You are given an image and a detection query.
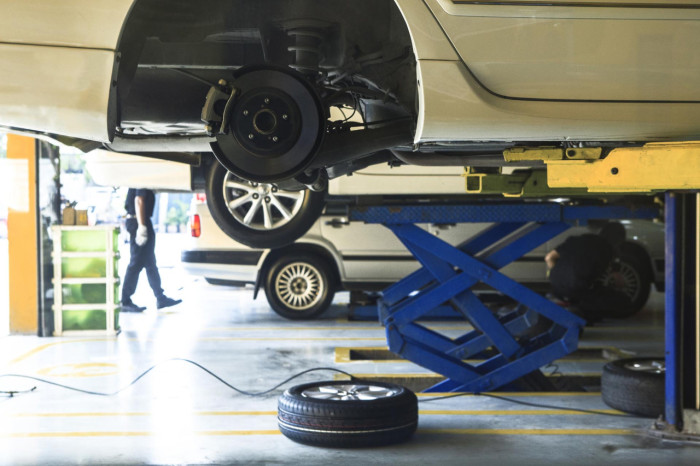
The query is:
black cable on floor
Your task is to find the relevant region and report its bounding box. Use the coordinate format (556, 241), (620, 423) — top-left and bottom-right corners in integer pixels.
(0, 358), (356, 398)
(419, 390), (643, 418)
(1, 387), (36, 397)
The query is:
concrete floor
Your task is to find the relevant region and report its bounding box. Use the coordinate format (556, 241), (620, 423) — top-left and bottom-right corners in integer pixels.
(0, 260), (698, 464)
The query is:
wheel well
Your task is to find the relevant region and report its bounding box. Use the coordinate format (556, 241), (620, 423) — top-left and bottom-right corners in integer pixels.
(262, 243), (341, 290)
(115, 0), (417, 133)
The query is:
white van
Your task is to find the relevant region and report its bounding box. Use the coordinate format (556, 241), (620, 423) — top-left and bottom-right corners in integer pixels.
(182, 197), (664, 321)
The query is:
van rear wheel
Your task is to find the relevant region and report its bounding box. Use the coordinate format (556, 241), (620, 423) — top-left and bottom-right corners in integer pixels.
(264, 253), (335, 320)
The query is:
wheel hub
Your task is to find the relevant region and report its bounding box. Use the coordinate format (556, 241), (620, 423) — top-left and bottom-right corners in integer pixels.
(301, 384), (400, 401)
(222, 172), (305, 231)
(231, 90), (301, 157)
(275, 262), (324, 311)
(207, 65), (325, 183)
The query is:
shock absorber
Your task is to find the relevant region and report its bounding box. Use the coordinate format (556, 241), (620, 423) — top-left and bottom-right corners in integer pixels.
(287, 27), (324, 75)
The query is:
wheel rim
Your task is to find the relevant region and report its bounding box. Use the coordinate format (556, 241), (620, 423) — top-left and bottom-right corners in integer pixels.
(623, 359), (665, 374)
(222, 171), (305, 231)
(301, 384), (399, 401)
(275, 262), (324, 311)
(600, 260), (641, 301)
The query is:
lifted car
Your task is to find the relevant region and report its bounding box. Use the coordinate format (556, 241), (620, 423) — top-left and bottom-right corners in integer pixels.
(3, 0), (699, 247)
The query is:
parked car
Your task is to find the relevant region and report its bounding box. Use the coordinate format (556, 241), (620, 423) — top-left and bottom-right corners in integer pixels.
(182, 196), (665, 320)
(2, 0), (699, 249)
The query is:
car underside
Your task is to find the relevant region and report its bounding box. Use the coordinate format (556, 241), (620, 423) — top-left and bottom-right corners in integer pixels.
(105, 0), (684, 191)
(108, 0), (420, 189)
(3, 0), (700, 248)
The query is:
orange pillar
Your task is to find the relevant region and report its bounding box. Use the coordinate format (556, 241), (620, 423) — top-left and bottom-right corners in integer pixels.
(6, 134), (38, 334)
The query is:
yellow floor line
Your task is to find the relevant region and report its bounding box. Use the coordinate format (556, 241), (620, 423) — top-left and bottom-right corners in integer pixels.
(11, 409), (622, 418)
(204, 326), (384, 332)
(12, 411), (278, 418)
(0, 430), (281, 438)
(421, 428), (636, 436)
(9, 339), (118, 365)
(204, 325), (472, 332)
(420, 409), (621, 416)
(415, 392), (601, 397)
(201, 337), (387, 341)
(0, 428), (637, 438)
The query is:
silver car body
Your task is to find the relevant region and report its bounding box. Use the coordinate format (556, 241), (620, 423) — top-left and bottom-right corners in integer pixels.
(1, 0), (699, 145)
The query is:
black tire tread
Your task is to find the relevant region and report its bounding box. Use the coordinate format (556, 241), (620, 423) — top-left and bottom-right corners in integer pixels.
(205, 161), (325, 249)
(277, 381), (418, 447)
(601, 358), (664, 418)
(609, 252), (652, 319)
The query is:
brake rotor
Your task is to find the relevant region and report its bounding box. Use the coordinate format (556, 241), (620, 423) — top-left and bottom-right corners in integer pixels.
(211, 65), (325, 183)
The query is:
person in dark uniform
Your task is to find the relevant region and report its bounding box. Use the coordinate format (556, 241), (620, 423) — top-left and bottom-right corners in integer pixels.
(545, 222), (632, 322)
(121, 188), (181, 312)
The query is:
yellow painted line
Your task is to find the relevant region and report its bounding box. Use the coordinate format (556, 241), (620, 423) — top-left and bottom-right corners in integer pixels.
(2, 432), (153, 438)
(335, 347), (610, 364)
(420, 409), (621, 416)
(204, 325), (471, 332)
(0, 431), (280, 438)
(13, 412), (150, 418)
(586, 326), (660, 331)
(12, 411), (277, 418)
(9, 339), (117, 365)
(198, 430), (279, 436)
(415, 392), (601, 397)
(202, 337), (386, 341)
(0, 428), (636, 439)
(12, 409), (621, 418)
(204, 326), (384, 332)
(420, 428), (636, 436)
(335, 373), (442, 380)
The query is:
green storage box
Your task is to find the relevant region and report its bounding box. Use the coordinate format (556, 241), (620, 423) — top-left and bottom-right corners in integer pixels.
(61, 309), (120, 332)
(61, 228), (119, 253)
(52, 226), (120, 336)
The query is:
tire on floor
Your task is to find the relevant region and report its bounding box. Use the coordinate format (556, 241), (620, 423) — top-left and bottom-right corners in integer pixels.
(278, 380), (418, 447)
(601, 357), (665, 418)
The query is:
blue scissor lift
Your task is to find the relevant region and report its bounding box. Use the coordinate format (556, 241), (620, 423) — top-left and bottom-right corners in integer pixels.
(349, 202), (659, 393)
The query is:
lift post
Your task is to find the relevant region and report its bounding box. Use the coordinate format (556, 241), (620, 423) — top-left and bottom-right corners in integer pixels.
(350, 202), (659, 393)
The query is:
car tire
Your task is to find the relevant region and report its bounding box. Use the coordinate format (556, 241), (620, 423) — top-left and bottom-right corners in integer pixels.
(278, 380), (418, 448)
(598, 252), (651, 319)
(205, 161), (325, 249)
(601, 357), (665, 418)
(264, 253), (335, 320)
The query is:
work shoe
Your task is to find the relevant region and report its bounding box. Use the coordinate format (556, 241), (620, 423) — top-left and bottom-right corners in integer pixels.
(156, 296), (182, 310)
(121, 302), (146, 313)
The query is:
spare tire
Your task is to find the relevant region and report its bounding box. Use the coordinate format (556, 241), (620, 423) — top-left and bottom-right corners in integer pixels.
(601, 357), (665, 418)
(278, 380), (418, 447)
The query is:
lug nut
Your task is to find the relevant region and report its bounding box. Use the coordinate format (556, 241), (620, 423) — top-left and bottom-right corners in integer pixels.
(264, 98), (270, 104)
(243, 110), (249, 116)
(271, 187), (278, 193)
(272, 136), (279, 142)
(265, 197), (271, 203)
(252, 194), (259, 200)
(282, 114), (288, 120)
(218, 79), (227, 86)
(248, 134), (254, 139)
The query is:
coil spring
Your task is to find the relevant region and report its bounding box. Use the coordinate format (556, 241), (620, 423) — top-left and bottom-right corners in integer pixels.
(287, 28), (324, 74)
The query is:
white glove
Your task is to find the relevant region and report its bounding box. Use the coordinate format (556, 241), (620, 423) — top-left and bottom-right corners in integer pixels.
(135, 225), (148, 246)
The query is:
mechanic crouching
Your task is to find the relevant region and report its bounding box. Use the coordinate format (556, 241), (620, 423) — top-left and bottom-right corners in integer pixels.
(545, 222), (632, 323)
